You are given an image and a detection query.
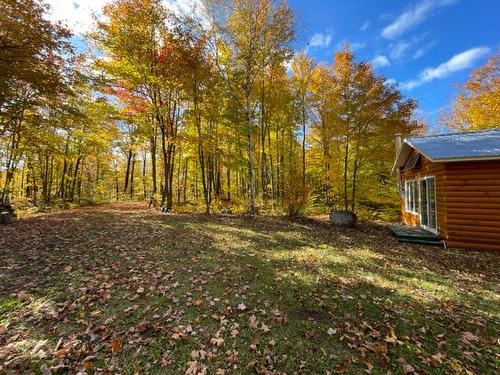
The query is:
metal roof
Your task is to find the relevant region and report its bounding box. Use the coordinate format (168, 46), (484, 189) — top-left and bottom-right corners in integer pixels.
(391, 129), (500, 176)
(406, 129), (500, 161)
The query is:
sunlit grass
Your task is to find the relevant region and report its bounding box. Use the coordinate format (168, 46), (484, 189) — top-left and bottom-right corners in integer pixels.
(0, 203), (498, 374)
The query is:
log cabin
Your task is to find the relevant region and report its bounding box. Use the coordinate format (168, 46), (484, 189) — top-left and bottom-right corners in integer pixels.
(391, 129), (500, 251)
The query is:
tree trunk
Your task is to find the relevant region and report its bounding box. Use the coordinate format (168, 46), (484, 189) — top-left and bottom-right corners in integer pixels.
(150, 132), (157, 195)
(183, 160), (188, 203)
(130, 153), (135, 199)
(302, 105), (306, 189)
(142, 148), (147, 198)
(70, 156), (81, 202)
(176, 153), (182, 204)
(124, 149), (132, 194)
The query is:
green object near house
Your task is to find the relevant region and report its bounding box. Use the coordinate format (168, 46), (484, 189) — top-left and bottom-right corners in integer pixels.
(388, 225), (443, 246)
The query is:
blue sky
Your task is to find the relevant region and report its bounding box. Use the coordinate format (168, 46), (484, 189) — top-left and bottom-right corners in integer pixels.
(49, 0), (499, 131)
(289, 0), (499, 130)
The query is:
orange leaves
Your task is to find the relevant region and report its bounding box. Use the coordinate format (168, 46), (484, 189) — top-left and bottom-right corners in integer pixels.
(52, 347), (69, 358)
(111, 338), (123, 354)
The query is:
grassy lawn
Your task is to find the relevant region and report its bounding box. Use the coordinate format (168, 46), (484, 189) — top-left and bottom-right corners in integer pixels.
(0, 203), (498, 374)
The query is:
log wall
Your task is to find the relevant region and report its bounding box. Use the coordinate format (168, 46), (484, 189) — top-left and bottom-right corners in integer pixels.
(400, 155), (500, 250)
(443, 160), (500, 251)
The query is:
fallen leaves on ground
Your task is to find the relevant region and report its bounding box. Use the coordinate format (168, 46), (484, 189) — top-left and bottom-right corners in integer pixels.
(0, 203), (497, 374)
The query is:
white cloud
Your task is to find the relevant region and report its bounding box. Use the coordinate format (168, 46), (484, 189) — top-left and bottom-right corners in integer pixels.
(360, 21), (370, 31)
(45, 0), (106, 34)
(385, 78), (397, 86)
(401, 47), (491, 90)
(308, 31), (334, 49)
(350, 42), (367, 51)
(381, 0), (457, 39)
(371, 55), (390, 68)
(334, 40), (366, 52)
(387, 34), (429, 61)
(45, 0), (204, 35)
(413, 40), (437, 59)
(388, 41), (411, 60)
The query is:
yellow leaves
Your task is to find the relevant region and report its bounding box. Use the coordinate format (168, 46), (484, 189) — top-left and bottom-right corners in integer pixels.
(371, 341), (388, 355)
(449, 359), (463, 374)
(447, 54), (500, 131)
(290, 52), (316, 94)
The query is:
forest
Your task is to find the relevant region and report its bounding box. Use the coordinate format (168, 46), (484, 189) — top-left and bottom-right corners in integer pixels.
(0, 0), (496, 217)
(2, 1), (499, 374)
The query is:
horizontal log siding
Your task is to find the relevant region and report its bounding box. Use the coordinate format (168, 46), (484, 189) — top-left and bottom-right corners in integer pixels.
(444, 160), (500, 251)
(400, 154), (447, 237)
(400, 155), (500, 250)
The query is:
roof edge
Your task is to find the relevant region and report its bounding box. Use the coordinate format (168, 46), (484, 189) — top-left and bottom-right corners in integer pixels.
(407, 128), (500, 141)
(431, 155), (500, 163)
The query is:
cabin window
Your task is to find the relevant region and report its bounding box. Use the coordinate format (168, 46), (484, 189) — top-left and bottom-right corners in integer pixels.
(405, 180), (418, 213)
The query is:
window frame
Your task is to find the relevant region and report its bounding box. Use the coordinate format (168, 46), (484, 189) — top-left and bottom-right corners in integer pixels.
(404, 180), (419, 214)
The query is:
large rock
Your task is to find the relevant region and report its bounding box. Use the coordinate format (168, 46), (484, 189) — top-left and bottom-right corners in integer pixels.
(0, 211), (14, 225)
(329, 210), (357, 228)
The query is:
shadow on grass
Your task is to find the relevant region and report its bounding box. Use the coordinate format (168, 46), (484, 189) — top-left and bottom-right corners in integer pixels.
(0, 203), (498, 374)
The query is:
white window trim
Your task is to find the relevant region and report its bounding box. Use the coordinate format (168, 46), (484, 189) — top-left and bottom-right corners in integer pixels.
(404, 176), (438, 234)
(419, 176), (438, 234)
(404, 180), (419, 214)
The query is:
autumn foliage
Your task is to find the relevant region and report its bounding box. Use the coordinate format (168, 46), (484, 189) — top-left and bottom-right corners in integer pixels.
(442, 54), (500, 131)
(1, 0), (425, 218)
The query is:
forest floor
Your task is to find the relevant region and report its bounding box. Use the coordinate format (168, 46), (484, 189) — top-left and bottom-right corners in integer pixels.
(0, 203), (498, 374)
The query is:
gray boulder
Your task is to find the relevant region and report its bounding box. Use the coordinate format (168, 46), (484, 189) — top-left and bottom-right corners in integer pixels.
(329, 210), (357, 228)
(0, 211), (14, 225)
